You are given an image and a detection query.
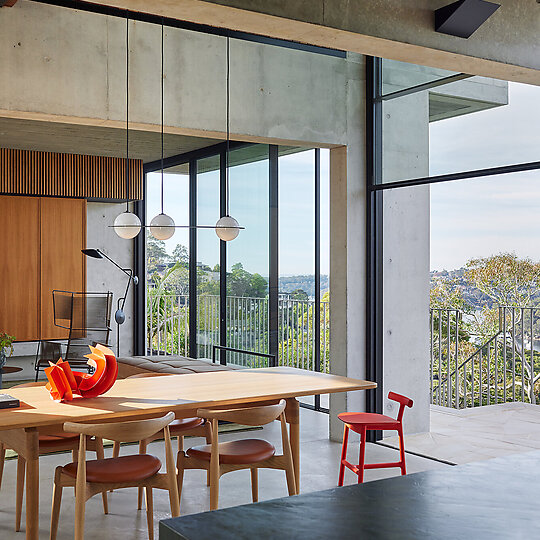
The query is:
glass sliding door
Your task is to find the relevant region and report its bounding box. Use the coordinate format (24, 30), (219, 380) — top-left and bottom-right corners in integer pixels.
(146, 165), (190, 356)
(196, 155), (221, 359)
(226, 145), (270, 366)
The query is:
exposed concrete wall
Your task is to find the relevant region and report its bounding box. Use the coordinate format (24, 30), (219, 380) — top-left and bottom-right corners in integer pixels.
(0, 1), (348, 147)
(82, 0), (540, 84)
(86, 202), (136, 357)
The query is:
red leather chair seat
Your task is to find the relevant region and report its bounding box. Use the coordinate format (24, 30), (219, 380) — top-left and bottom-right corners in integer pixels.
(170, 417), (205, 433)
(187, 439), (275, 465)
(338, 412), (400, 432)
(39, 432), (80, 450)
(63, 455), (162, 483)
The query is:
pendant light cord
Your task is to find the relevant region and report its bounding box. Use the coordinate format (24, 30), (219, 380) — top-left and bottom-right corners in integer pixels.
(125, 11), (130, 212)
(160, 18), (164, 215)
(225, 33), (230, 217)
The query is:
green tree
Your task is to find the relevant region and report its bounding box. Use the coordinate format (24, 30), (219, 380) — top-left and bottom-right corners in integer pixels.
(291, 289), (309, 301)
(172, 243), (189, 266)
(147, 235), (169, 273)
(431, 252), (540, 405)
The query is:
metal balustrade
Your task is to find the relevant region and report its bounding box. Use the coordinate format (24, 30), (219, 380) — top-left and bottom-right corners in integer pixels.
(431, 306), (540, 408)
(147, 294), (330, 373)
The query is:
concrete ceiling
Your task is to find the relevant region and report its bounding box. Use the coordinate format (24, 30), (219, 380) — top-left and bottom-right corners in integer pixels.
(0, 117), (222, 163)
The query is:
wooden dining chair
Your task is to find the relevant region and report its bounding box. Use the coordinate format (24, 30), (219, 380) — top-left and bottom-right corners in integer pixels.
(177, 399), (297, 511)
(50, 411), (179, 540)
(0, 382), (107, 531)
(113, 372), (212, 509)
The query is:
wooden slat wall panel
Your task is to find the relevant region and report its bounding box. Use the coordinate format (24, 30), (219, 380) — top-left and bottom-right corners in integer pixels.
(0, 148), (143, 200)
(0, 196), (40, 341)
(40, 198), (86, 340)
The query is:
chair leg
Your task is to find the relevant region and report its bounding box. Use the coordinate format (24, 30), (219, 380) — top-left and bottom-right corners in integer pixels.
(204, 422), (212, 486)
(95, 438), (108, 514)
(109, 441), (120, 493)
(15, 456), (25, 532)
(250, 468), (258, 503)
(177, 436), (183, 453)
(145, 486), (154, 540)
(0, 443), (5, 489)
(138, 440), (148, 510)
(74, 475), (86, 540)
(398, 426), (407, 475)
(50, 467), (63, 540)
(338, 425), (349, 487)
(357, 426), (366, 484)
(72, 449), (78, 462)
(176, 452), (185, 505)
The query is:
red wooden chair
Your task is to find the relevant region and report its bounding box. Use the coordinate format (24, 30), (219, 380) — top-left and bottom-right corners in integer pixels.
(337, 392), (413, 485)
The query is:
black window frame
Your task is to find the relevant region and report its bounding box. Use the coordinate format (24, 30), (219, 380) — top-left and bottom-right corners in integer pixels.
(139, 143), (327, 412)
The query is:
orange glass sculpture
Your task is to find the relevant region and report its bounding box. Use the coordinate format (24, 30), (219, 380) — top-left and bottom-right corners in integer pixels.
(44, 344), (118, 401)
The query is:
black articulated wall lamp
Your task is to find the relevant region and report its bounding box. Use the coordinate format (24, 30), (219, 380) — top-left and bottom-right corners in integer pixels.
(82, 248), (139, 356)
(435, 0), (500, 38)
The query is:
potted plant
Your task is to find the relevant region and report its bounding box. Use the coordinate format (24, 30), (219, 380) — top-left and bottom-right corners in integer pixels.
(0, 332), (15, 371)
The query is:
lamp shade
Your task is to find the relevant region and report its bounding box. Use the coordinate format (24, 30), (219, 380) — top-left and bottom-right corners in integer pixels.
(113, 211), (141, 239)
(150, 213), (176, 240)
(215, 215), (240, 241)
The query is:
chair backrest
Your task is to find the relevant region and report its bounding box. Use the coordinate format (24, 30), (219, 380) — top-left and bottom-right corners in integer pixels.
(53, 291), (113, 334)
(388, 392), (413, 422)
(64, 411), (175, 443)
(197, 400), (286, 427)
(127, 373), (172, 379)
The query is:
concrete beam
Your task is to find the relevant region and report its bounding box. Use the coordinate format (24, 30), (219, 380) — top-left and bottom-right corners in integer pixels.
(82, 0), (540, 84)
(1, 2), (349, 148)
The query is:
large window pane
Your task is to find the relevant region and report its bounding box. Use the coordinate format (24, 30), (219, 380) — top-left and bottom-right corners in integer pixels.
(380, 59), (540, 184)
(197, 155), (221, 359)
(146, 166), (190, 356)
(226, 145), (269, 366)
(278, 149), (316, 375)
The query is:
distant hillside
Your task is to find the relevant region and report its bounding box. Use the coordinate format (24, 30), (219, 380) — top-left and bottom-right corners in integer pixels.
(279, 275), (329, 298)
(431, 268), (492, 309)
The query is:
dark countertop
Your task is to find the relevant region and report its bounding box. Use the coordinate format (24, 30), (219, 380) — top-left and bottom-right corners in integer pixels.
(160, 450), (540, 539)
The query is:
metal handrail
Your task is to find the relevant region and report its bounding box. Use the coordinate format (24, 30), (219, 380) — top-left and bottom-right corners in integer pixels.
(212, 344), (277, 367)
(433, 330), (502, 396)
(431, 305), (540, 408)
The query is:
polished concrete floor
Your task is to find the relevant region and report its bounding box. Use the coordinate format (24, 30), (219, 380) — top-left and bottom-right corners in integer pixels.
(0, 408), (446, 539)
(384, 403), (540, 465)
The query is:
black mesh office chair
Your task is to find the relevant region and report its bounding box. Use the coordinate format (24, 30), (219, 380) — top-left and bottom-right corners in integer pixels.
(35, 290), (113, 380)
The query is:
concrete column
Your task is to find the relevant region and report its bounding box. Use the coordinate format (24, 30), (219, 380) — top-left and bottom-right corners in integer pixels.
(382, 92), (430, 434)
(329, 53), (366, 441)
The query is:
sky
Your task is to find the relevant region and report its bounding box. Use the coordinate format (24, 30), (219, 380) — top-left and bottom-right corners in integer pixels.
(147, 149), (330, 276)
(429, 81), (540, 271)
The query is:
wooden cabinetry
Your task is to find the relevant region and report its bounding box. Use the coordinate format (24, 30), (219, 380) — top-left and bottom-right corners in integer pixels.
(0, 196), (86, 341)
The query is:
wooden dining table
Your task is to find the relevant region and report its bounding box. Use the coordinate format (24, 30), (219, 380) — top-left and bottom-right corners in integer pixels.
(0, 366), (376, 539)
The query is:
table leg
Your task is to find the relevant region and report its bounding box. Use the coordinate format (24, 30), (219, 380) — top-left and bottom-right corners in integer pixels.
(25, 428), (40, 540)
(285, 398), (300, 491)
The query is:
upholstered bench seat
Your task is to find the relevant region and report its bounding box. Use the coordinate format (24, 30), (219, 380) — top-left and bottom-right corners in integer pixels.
(117, 355), (240, 378)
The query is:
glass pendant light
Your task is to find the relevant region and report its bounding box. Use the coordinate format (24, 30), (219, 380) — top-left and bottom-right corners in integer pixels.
(114, 12), (141, 240)
(215, 34), (241, 242)
(150, 20), (175, 241)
